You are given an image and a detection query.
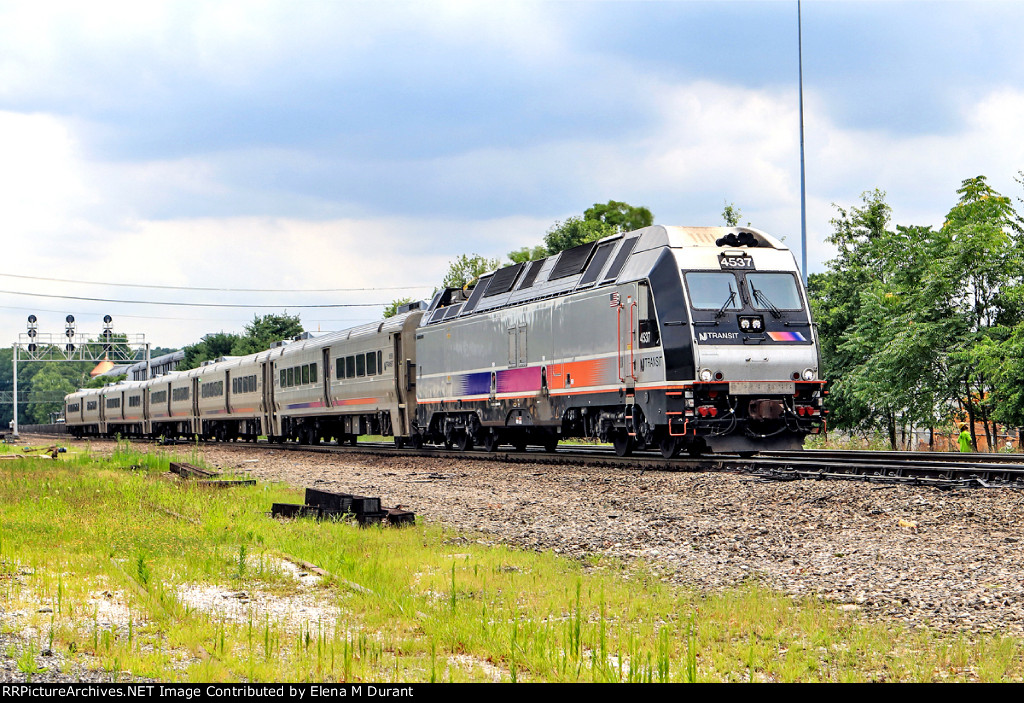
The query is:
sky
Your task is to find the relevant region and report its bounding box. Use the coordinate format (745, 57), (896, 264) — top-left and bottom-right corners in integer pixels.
(1, 0), (1023, 351)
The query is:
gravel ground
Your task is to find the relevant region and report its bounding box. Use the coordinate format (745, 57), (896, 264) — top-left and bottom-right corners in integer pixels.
(195, 443), (1024, 636)
(5, 437), (1024, 681)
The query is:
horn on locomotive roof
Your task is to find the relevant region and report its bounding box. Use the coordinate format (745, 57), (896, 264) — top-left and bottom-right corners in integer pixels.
(715, 231), (759, 247)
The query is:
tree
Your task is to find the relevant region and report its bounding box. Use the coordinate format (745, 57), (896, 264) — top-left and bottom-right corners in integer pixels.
(27, 364), (79, 424)
(543, 217), (616, 255)
(179, 332), (241, 371)
(810, 178), (1024, 450)
(83, 373), (126, 389)
(383, 298), (414, 318)
(442, 254), (500, 289)
(722, 202), (742, 226)
(932, 176), (1024, 446)
(507, 244), (548, 264)
(583, 200), (653, 232)
(231, 313), (304, 356)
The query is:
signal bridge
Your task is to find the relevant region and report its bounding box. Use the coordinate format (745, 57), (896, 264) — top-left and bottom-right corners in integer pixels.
(10, 315), (151, 440)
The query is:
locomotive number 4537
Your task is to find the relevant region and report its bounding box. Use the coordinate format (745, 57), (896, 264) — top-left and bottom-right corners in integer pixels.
(718, 253), (755, 270)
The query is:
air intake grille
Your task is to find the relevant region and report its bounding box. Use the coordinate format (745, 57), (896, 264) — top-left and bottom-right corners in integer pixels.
(549, 242), (596, 280)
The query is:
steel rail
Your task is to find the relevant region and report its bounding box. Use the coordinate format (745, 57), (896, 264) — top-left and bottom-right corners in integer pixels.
(22, 430), (1024, 488)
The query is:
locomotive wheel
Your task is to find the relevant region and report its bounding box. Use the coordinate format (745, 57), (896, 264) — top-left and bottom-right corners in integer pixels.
(411, 433), (424, 449)
(686, 441), (707, 457)
(394, 436), (406, 449)
(543, 433), (558, 453)
(454, 429), (474, 452)
(612, 431), (634, 457)
(658, 437), (680, 459)
(482, 430), (501, 453)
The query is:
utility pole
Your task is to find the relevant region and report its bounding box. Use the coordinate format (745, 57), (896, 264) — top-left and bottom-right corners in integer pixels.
(798, 0), (808, 286)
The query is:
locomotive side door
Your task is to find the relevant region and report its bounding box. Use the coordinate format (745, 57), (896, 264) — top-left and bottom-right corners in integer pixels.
(617, 284), (639, 396)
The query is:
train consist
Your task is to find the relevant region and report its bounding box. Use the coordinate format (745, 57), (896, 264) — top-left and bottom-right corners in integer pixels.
(65, 225), (825, 456)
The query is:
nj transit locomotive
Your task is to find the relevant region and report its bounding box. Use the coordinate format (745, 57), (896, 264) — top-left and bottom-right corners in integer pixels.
(64, 225), (825, 456)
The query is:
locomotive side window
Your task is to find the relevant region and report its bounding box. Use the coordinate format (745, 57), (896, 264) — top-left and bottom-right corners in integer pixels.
(366, 351), (377, 375)
(287, 368), (294, 386)
(310, 364), (317, 383)
(336, 358), (345, 379)
(301, 365), (310, 385)
(746, 273), (803, 310)
(356, 354), (365, 377)
(346, 356), (355, 378)
(638, 282), (660, 348)
(684, 272), (742, 310)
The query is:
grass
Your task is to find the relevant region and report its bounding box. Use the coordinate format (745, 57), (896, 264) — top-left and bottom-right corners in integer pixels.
(1, 438), (1023, 682)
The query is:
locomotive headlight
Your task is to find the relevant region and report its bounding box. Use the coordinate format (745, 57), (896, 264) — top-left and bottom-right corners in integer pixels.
(802, 368), (816, 381)
(699, 368), (713, 382)
(739, 318), (750, 330)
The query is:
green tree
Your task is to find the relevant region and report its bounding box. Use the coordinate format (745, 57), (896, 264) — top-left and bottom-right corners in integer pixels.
(811, 178), (1024, 450)
(583, 200), (653, 232)
(383, 298), (414, 318)
(506, 244), (548, 264)
(543, 217), (616, 255)
(179, 332), (241, 371)
(231, 313), (304, 356)
(722, 202), (742, 226)
(27, 364), (79, 424)
(933, 176), (1024, 447)
(83, 373), (126, 389)
(442, 254), (500, 289)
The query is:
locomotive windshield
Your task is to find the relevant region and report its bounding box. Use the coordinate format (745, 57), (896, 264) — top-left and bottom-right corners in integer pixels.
(746, 273), (802, 311)
(685, 272), (743, 310)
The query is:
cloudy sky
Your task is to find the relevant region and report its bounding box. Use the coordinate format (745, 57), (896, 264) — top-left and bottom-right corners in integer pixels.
(1, 0), (1023, 351)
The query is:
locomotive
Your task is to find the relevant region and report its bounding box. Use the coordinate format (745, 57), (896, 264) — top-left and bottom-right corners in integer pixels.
(65, 225), (825, 456)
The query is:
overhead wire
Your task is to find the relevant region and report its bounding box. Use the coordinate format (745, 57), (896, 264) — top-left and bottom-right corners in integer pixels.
(0, 289), (387, 308)
(0, 271), (433, 293)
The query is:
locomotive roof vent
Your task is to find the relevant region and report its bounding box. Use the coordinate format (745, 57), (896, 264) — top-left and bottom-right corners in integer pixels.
(716, 231), (760, 248)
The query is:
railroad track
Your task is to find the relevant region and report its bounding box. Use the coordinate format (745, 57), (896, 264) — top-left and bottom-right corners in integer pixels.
(21, 431), (1024, 488)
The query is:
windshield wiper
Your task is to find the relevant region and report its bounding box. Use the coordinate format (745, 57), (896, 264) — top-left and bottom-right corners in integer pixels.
(750, 284), (784, 319)
(715, 283), (737, 320)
